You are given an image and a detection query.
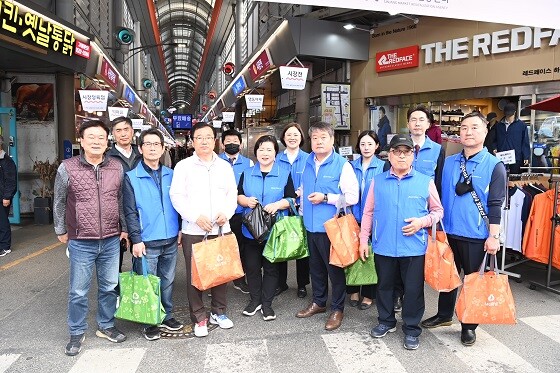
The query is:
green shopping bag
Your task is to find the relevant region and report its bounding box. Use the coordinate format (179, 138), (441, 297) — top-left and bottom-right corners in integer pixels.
(263, 199), (309, 263)
(115, 256), (166, 325)
(345, 248), (377, 286)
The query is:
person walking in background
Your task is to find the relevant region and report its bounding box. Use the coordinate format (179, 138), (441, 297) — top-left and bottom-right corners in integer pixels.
(426, 112), (442, 145)
(421, 112), (506, 347)
(54, 120), (128, 356)
(377, 106), (391, 149)
(275, 122), (310, 298)
(495, 102), (530, 174)
(123, 128), (184, 341)
(347, 130), (388, 311)
(359, 134), (443, 350)
(238, 135), (297, 321)
(0, 135), (16, 257)
(296, 122), (359, 332)
(484, 112), (498, 155)
(170, 122), (238, 338)
(218, 129), (253, 295)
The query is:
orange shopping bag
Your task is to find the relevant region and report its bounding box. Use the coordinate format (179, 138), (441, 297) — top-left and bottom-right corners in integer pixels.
(455, 253), (517, 324)
(191, 228), (244, 291)
(324, 202), (360, 268)
(424, 222), (462, 292)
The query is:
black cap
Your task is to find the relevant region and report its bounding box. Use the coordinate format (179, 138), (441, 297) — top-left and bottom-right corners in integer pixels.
(503, 102), (517, 116)
(389, 135), (414, 149)
(486, 112), (497, 121)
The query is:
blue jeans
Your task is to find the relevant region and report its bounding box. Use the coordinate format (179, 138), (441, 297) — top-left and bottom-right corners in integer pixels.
(68, 235), (120, 336)
(133, 241), (178, 321)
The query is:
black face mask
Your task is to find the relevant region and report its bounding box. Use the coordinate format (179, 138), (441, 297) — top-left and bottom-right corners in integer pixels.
(224, 143), (240, 155)
(455, 177), (474, 196)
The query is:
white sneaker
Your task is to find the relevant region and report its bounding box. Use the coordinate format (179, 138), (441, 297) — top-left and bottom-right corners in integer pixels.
(194, 319), (208, 337)
(210, 313), (234, 329)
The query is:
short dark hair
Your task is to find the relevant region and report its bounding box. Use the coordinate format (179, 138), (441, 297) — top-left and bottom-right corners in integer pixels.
(379, 106), (386, 115)
(461, 112), (488, 125)
(355, 130), (381, 155)
(110, 116), (133, 131)
(406, 105), (430, 121)
(192, 122), (216, 138)
(309, 121), (334, 137)
(280, 122), (305, 147)
(221, 129), (242, 144)
(253, 135), (279, 157)
(139, 128), (164, 147)
(78, 119), (109, 138)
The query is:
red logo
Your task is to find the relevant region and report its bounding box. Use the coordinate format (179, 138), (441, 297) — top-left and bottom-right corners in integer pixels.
(99, 58), (119, 89)
(249, 49), (272, 82)
(376, 45), (419, 73)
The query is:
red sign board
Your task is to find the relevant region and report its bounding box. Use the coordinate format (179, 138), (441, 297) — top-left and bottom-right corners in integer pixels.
(99, 58), (119, 89)
(249, 49), (273, 82)
(375, 45), (419, 73)
(140, 105), (148, 117)
(74, 40), (91, 59)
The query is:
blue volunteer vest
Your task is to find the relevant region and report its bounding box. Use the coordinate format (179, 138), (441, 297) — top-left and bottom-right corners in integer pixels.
(351, 156), (386, 224)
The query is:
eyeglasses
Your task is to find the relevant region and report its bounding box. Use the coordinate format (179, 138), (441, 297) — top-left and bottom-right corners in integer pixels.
(194, 136), (215, 142)
(142, 142), (162, 148)
(390, 149), (413, 156)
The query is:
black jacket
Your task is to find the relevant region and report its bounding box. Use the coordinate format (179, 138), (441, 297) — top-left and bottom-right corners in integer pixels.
(0, 152), (17, 201)
(106, 144), (142, 173)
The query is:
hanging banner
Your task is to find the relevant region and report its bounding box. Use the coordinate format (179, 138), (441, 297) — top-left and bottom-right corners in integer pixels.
(79, 90), (109, 112)
(222, 112), (235, 122)
(141, 124), (152, 131)
(257, 1), (559, 29)
(245, 94), (264, 110)
(249, 49), (273, 82)
(108, 107), (129, 121)
(213, 120), (223, 128)
(279, 66), (309, 90)
(321, 83), (350, 130)
(131, 119), (144, 130)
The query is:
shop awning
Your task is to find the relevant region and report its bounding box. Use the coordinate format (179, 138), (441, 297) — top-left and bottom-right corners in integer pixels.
(526, 95), (560, 113)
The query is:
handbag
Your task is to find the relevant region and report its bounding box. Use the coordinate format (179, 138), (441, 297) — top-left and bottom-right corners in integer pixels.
(424, 221), (462, 292)
(344, 245), (377, 286)
(115, 256), (166, 325)
(191, 227), (245, 291)
(242, 203), (276, 244)
(324, 198), (360, 268)
(263, 199), (308, 263)
(455, 253), (517, 324)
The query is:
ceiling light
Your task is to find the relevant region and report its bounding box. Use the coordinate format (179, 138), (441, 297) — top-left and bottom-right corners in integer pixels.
(344, 24), (355, 30)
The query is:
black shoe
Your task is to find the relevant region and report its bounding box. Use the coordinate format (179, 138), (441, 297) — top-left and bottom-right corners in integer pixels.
(242, 300), (262, 316)
(461, 329), (476, 346)
(0, 249), (11, 257)
(65, 334), (85, 356)
(297, 287), (307, 298)
(393, 297), (402, 312)
(421, 315), (453, 329)
(358, 301), (373, 310)
(233, 281), (250, 294)
(349, 298), (360, 307)
(275, 283), (289, 296)
(261, 306), (276, 321)
(143, 326), (161, 341)
(159, 317), (184, 331)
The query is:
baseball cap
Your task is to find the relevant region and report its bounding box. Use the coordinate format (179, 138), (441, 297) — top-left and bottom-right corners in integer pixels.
(503, 102), (517, 116)
(389, 135), (414, 149)
(486, 112), (497, 121)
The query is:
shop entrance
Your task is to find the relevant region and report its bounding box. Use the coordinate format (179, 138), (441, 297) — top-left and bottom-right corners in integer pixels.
(0, 107), (20, 224)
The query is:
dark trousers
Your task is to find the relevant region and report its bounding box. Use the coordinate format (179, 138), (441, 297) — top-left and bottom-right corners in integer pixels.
(244, 238), (278, 307)
(308, 231), (346, 312)
(0, 205), (11, 250)
(375, 254), (425, 337)
(182, 234), (228, 323)
(277, 257), (310, 288)
(230, 213), (247, 284)
(436, 237), (486, 331)
(346, 284), (376, 299)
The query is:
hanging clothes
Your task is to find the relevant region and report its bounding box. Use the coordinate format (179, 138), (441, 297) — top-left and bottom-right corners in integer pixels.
(501, 186), (530, 252)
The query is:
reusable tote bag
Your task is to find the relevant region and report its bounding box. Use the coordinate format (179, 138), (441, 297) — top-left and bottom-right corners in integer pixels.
(345, 246), (377, 286)
(424, 222), (462, 292)
(324, 200), (360, 268)
(263, 199), (308, 263)
(455, 253), (517, 324)
(242, 203), (276, 244)
(115, 256), (166, 325)
(191, 227), (244, 291)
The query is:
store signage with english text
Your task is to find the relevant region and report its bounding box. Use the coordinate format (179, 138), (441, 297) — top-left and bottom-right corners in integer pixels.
(376, 45), (419, 72)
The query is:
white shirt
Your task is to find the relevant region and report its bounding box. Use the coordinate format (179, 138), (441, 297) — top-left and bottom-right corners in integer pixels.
(170, 152), (238, 235)
(115, 144), (133, 158)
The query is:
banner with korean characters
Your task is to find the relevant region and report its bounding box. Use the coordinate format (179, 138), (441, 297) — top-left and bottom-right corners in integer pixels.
(131, 119), (144, 130)
(279, 66), (309, 90)
(222, 112), (235, 122)
(108, 107), (129, 121)
(245, 95), (264, 110)
(79, 90), (109, 112)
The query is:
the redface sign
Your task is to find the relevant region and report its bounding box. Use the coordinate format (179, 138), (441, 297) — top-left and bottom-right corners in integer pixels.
(375, 45), (420, 73)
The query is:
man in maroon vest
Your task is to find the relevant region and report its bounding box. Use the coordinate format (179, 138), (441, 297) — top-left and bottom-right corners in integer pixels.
(54, 120), (128, 356)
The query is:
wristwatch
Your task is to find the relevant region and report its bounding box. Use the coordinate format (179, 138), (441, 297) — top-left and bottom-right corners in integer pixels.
(323, 193), (328, 203)
(491, 233), (501, 240)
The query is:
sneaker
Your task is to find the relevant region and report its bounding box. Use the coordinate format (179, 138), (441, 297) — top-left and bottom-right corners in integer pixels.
(142, 326), (160, 341)
(65, 334), (85, 356)
(194, 319), (208, 337)
(95, 326), (126, 343)
(233, 281), (250, 294)
(0, 249), (11, 257)
(261, 306), (276, 321)
(370, 324), (397, 338)
(404, 335), (420, 350)
(274, 283), (289, 296)
(159, 317), (184, 331)
(393, 296), (403, 312)
(210, 313), (234, 329)
(242, 301), (262, 316)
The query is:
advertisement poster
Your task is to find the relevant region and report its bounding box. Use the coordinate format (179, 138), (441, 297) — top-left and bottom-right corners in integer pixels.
(321, 83), (350, 130)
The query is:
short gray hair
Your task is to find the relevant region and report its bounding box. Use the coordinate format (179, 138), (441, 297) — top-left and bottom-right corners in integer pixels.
(308, 122), (334, 137)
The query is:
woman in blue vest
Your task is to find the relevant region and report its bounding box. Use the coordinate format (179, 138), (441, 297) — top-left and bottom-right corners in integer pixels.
(275, 122), (310, 299)
(348, 131), (389, 310)
(237, 135), (297, 321)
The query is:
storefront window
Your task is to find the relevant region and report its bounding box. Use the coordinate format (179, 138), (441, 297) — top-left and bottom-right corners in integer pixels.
(529, 94), (560, 171)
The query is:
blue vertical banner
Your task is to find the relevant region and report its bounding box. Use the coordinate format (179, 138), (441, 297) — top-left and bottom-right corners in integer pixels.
(63, 140), (73, 159)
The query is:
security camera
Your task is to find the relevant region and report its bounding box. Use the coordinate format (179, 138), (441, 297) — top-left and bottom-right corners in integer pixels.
(208, 91), (217, 100)
(153, 98), (161, 107)
(223, 62), (235, 76)
(115, 27), (135, 45)
(365, 98), (375, 106)
(160, 110), (167, 116)
(260, 15), (269, 24)
(142, 79), (153, 89)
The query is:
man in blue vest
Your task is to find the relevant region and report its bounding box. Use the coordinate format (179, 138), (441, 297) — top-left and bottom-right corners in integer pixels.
(296, 122), (359, 331)
(123, 128), (184, 341)
(359, 135), (443, 350)
(421, 112), (506, 347)
(219, 129), (253, 294)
